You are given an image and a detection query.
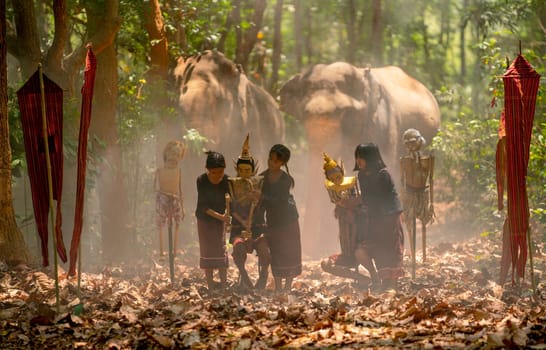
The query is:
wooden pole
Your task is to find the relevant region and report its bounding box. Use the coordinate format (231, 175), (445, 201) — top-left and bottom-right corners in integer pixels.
(168, 216), (174, 286)
(38, 64), (60, 314)
(412, 217), (416, 280)
(527, 226), (537, 298)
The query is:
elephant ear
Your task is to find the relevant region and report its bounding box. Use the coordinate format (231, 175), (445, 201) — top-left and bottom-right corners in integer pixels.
(279, 74), (304, 118)
(362, 66), (385, 120)
(173, 54), (202, 95)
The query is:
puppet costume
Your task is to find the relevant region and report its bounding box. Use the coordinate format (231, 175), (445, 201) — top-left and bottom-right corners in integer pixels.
(228, 134), (270, 289)
(155, 140), (185, 256)
(400, 129), (435, 226)
(260, 170), (302, 278)
(322, 153), (362, 267)
(156, 192), (182, 227)
(400, 128), (435, 265)
(195, 173), (230, 269)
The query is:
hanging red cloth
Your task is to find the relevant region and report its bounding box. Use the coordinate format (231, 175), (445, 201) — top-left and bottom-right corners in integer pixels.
(501, 54), (540, 284)
(68, 46), (97, 276)
(495, 111), (506, 212)
(495, 111), (511, 285)
(17, 71), (67, 267)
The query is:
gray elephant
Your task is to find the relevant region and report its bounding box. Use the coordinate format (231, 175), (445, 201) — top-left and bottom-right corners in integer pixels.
(174, 50), (285, 158)
(279, 62), (440, 257)
(173, 50), (285, 224)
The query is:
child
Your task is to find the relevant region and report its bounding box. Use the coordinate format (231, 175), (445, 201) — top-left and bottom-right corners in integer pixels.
(353, 143), (404, 290)
(155, 140), (185, 256)
(228, 134), (270, 290)
(320, 153), (370, 286)
(195, 151), (231, 290)
(259, 144), (302, 291)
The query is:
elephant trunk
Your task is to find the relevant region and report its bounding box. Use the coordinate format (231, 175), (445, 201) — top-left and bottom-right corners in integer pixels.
(300, 115), (343, 258)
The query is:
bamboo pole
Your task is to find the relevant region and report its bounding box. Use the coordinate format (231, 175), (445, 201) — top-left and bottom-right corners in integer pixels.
(527, 226), (537, 298)
(38, 64), (60, 314)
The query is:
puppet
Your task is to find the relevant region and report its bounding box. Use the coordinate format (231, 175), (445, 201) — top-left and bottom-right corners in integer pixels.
(400, 128), (435, 274)
(155, 140), (186, 256)
(320, 153), (370, 286)
(228, 134), (270, 289)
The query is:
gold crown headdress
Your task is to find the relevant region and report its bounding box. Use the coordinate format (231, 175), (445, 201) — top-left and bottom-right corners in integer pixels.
(234, 133), (258, 174)
(323, 153), (343, 177)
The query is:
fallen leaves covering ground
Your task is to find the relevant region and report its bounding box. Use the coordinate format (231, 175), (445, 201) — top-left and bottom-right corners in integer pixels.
(1, 235), (545, 349)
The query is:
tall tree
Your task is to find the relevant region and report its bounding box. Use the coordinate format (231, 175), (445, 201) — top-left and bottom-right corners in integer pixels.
(234, 0), (267, 72)
(268, 0), (283, 92)
(370, 0), (383, 66)
(304, 1), (313, 64)
(459, 0), (468, 83)
(293, 0), (303, 72)
(6, 0), (41, 79)
(143, 0), (169, 79)
(82, 0), (128, 263)
(7, 0), (112, 94)
(0, 0), (31, 265)
(344, 0), (357, 64)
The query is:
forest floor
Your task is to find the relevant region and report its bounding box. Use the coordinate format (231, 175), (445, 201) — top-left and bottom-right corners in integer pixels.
(1, 225), (545, 349)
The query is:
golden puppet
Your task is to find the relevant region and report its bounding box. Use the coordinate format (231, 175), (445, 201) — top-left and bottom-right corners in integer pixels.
(320, 153), (370, 286)
(228, 134), (270, 289)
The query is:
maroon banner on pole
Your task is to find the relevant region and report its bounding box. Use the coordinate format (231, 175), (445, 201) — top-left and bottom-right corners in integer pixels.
(68, 45), (97, 276)
(17, 71), (67, 266)
(502, 54), (540, 283)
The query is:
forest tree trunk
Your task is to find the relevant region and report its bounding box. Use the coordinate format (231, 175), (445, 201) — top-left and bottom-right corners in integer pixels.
(0, 0), (31, 265)
(84, 0), (130, 263)
(345, 0), (356, 64)
(268, 0), (283, 93)
(293, 0), (303, 72)
(370, 0), (383, 66)
(235, 0), (266, 73)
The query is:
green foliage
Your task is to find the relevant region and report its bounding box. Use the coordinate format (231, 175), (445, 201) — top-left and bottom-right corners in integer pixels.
(161, 0), (232, 57)
(432, 108), (501, 230)
(7, 86), (25, 177)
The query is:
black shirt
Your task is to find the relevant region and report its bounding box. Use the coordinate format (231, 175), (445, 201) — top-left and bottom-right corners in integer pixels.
(358, 168), (402, 216)
(195, 173), (230, 221)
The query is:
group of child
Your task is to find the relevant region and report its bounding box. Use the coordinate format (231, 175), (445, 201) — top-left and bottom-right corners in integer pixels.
(321, 143), (404, 291)
(156, 136), (301, 292)
(156, 135), (405, 292)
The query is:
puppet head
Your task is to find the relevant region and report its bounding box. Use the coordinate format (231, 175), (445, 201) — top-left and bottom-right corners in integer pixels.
(163, 140), (185, 168)
(323, 153), (344, 185)
(403, 128), (426, 153)
(234, 133), (257, 179)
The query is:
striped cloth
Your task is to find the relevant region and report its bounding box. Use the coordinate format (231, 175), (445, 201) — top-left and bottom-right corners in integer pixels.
(17, 71), (67, 267)
(68, 46), (97, 276)
(499, 54), (540, 283)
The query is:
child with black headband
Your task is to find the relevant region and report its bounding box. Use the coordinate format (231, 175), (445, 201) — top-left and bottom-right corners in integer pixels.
(259, 144), (302, 291)
(195, 151), (231, 290)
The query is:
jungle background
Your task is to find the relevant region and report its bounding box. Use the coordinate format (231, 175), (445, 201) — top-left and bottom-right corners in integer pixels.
(0, 0), (545, 348)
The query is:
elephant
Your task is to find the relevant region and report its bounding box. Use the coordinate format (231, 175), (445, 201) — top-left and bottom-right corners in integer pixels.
(173, 50), (285, 220)
(279, 62), (440, 257)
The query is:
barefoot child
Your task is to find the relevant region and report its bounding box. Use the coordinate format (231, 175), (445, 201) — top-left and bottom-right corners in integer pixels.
(196, 151), (231, 290)
(259, 144), (302, 291)
(155, 140), (185, 256)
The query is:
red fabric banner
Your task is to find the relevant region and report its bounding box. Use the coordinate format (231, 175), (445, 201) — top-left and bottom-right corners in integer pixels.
(501, 54), (540, 283)
(17, 71), (67, 266)
(68, 46), (97, 276)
